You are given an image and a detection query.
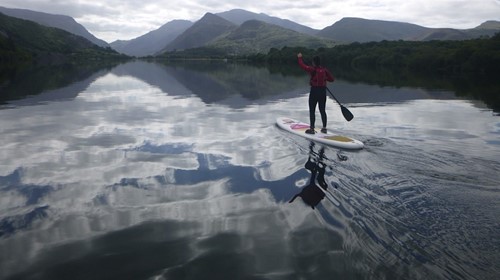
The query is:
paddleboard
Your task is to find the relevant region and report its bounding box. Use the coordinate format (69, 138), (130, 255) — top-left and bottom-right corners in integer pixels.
(276, 117), (364, 150)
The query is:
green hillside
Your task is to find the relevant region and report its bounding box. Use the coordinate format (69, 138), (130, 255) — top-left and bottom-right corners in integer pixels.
(208, 20), (334, 54)
(0, 12), (125, 64)
(162, 13), (236, 52)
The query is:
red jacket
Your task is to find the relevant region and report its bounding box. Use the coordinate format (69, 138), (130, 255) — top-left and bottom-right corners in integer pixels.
(298, 57), (334, 87)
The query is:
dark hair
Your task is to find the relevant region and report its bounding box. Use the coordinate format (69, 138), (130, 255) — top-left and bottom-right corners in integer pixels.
(313, 56), (321, 66)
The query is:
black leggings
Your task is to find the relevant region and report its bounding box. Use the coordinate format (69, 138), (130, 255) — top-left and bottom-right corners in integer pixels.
(309, 87), (327, 129)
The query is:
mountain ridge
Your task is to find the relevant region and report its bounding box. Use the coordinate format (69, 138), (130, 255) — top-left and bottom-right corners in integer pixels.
(110, 19), (192, 56)
(0, 12), (121, 64)
(317, 17), (428, 42)
(216, 9), (318, 35)
(0, 6), (108, 47)
(1, 5), (499, 57)
(317, 17), (500, 42)
(160, 13), (237, 53)
(206, 19), (333, 54)
(125, 11), (500, 56)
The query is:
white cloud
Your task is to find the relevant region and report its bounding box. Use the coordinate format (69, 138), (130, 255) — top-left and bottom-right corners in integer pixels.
(1, 0), (499, 42)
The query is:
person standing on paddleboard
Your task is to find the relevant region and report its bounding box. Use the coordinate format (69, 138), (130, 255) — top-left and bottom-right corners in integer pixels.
(297, 53), (335, 134)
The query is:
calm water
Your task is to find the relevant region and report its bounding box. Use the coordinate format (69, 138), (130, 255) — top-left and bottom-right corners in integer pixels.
(0, 61), (499, 280)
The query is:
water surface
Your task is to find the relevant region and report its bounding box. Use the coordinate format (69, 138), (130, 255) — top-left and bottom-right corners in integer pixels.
(0, 61), (499, 280)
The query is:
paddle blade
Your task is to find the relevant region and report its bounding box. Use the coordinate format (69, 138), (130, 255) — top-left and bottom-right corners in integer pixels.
(340, 105), (354, 121)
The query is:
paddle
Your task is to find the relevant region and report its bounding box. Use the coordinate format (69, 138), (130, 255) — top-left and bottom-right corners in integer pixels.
(326, 87), (354, 122)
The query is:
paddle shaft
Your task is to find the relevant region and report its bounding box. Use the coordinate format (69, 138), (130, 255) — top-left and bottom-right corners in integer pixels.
(326, 87), (341, 106)
(326, 87), (354, 121)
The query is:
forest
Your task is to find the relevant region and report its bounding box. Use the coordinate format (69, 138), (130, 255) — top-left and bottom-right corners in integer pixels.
(248, 33), (500, 76)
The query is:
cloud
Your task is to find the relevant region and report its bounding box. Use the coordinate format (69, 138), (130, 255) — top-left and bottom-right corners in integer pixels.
(1, 0), (499, 42)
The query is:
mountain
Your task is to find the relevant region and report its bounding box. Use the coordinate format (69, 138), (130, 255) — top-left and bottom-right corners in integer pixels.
(161, 13), (237, 52)
(111, 9), (320, 56)
(475, 20), (500, 30)
(317, 17), (500, 43)
(0, 12), (121, 63)
(207, 20), (334, 54)
(416, 28), (473, 41)
(317, 17), (429, 42)
(414, 21), (500, 41)
(0, 6), (108, 47)
(462, 20), (500, 39)
(216, 9), (318, 35)
(3, 6), (499, 58)
(110, 20), (192, 57)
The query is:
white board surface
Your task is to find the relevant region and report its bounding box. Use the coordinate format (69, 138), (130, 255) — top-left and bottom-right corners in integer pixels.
(276, 117), (364, 150)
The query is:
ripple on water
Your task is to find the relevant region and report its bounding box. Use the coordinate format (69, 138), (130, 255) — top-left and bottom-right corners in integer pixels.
(314, 137), (500, 279)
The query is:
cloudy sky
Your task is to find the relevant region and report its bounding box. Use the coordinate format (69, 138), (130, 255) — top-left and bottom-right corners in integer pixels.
(2, 0), (500, 42)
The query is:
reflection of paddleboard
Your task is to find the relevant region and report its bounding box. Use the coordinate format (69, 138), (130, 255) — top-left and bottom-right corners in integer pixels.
(276, 117), (364, 150)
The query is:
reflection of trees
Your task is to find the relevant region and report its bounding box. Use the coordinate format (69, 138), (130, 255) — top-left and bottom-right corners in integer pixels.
(253, 61), (500, 113)
(330, 67), (500, 113)
(0, 62), (119, 104)
(452, 76), (500, 114)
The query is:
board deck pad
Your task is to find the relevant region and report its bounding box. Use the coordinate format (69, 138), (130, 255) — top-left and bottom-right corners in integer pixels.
(276, 117), (364, 149)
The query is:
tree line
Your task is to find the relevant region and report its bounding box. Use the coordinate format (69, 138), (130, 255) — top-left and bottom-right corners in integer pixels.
(247, 33), (500, 76)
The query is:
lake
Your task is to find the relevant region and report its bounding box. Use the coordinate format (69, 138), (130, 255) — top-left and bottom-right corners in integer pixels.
(0, 61), (499, 280)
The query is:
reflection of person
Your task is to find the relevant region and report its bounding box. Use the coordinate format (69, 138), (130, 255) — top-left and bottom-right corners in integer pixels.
(289, 143), (329, 209)
(297, 53), (335, 134)
(288, 173), (325, 209)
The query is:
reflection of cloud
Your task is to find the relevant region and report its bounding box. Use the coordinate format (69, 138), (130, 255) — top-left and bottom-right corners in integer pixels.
(4, 61), (498, 279)
(2, 61), (496, 200)
(0, 66), (328, 278)
(0, 181), (323, 278)
(0, 206), (49, 237)
(0, 68), (315, 232)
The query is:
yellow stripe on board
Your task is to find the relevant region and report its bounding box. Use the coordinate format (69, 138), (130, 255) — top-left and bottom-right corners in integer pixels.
(324, 135), (353, 142)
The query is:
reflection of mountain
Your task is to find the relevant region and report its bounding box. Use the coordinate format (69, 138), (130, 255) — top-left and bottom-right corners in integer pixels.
(114, 60), (500, 112)
(110, 61), (307, 107)
(3, 60), (491, 111)
(0, 64), (116, 106)
(109, 61), (192, 96)
(164, 61), (307, 104)
(108, 61), (489, 109)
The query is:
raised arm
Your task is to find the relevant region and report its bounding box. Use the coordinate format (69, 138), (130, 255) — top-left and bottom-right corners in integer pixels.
(297, 53), (314, 73)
